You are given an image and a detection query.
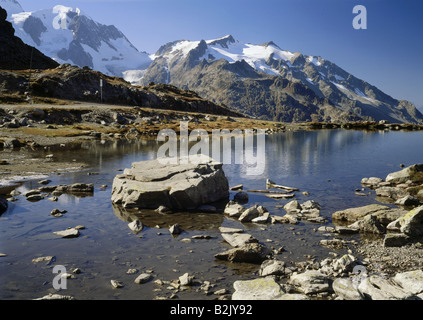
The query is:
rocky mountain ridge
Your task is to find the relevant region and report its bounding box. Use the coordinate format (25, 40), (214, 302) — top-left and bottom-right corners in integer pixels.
(140, 35), (423, 124)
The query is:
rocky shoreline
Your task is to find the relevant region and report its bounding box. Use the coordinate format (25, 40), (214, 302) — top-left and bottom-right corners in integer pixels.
(109, 155), (423, 300)
(2, 104), (423, 300)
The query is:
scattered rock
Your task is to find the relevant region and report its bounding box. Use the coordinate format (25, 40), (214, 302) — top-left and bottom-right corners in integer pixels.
(128, 219), (144, 234)
(375, 186), (409, 200)
(169, 224), (183, 236)
(358, 275), (415, 300)
(191, 234), (214, 240)
(38, 179), (51, 185)
(284, 200), (301, 213)
(221, 233), (258, 247)
(53, 228), (80, 238)
(35, 294), (75, 300)
(233, 191), (249, 204)
(232, 277), (285, 300)
(348, 214), (386, 234)
(223, 201), (245, 217)
(251, 211), (270, 223)
(215, 243), (272, 264)
(289, 270), (331, 295)
(361, 177), (383, 189)
(238, 205), (267, 222)
(155, 205), (173, 214)
(111, 280), (123, 289)
(179, 273), (195, 286)
(50, 209), (67, 217)
(134, 273), (153, 284)
(259, 259), (286, 277)
(332, 278), (364, 300)
(395, 195), (421, 207)
(32, 256), (55, 264)
(219, 227), (244, 233)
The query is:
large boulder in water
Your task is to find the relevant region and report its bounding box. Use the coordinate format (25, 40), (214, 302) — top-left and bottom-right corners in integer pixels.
(111, 155), (229, 211)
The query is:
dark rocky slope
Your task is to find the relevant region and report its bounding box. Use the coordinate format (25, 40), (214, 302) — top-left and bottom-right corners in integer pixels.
(0, 6), (59, 70)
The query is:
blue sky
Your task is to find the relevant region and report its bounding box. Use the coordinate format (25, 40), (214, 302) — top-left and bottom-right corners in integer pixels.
(15, 0), (423, 107)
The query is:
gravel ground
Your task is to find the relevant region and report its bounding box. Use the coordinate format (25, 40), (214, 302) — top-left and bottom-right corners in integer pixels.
(356, 239), (423, 276)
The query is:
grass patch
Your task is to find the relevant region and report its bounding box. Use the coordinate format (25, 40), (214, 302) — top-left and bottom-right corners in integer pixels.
(18, 126), (84, 137)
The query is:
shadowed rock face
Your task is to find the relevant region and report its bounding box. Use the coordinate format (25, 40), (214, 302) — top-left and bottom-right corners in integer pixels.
(111, 155), (229, 211)
(0, 6), (59, 70)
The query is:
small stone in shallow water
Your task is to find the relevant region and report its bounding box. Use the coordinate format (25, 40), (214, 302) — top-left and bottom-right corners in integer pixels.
(128, 220), (144, 234)
(32, 256), (55, 264)
(53, 228), (80, 238)
(134, 273), (152, 284)
(169, 224), (183, 235)
(111, 280), (123, 289)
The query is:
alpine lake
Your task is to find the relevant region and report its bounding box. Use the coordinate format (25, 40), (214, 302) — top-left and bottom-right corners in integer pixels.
(1, 128), (423, 300)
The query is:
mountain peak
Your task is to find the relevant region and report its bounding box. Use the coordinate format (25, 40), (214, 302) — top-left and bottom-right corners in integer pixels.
(261, 41), (282, 50)
(0, 0), (23, 16)
(206, 35), (236, 48)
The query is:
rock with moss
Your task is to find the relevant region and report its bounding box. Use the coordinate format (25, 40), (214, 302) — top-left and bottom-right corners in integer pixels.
(398, 206), (423, 237)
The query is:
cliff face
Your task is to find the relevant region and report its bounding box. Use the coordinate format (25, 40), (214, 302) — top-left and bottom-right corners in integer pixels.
(0, 6), (59, 70)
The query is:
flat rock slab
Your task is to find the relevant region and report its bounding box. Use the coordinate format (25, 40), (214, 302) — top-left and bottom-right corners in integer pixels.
(111, 155), (229, 210)
(332, 204), (390, 222)
(232, 277), (285, 300)
(221, 233), (258, 247)
(332, 204), (406, 224)
(393, 270), (423, 295)
(358, 275), (415, 300)
(53, 228), (80, 238)
(289, 270), (330, 295)
(332, 278), (364, 300)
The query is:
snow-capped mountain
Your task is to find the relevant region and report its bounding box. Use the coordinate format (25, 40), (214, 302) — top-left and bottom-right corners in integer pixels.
(1, 0), (421, 124)
(141, 35), (423, 124)
(4, 0), (151, 79)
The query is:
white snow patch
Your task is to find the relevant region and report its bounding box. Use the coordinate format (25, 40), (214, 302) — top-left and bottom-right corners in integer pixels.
(123, 70), (146, 85)
(160, 37), (296, 77)
(332, 81), (377, 103)
(306, 77), (315, 85)
(307, 56), (322, 66)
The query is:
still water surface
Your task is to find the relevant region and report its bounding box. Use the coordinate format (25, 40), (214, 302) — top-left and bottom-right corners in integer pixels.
(1, 129), (423, 300)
